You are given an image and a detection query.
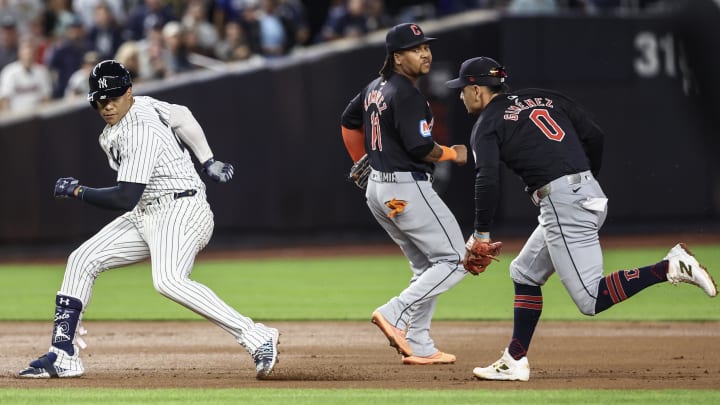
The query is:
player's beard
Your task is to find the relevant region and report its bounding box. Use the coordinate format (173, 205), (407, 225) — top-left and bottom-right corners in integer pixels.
(420, 60), (431, 75)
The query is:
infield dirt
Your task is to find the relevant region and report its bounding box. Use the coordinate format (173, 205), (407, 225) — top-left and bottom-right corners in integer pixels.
(2, 235), (719, 389)
(2, 320), (719, 389)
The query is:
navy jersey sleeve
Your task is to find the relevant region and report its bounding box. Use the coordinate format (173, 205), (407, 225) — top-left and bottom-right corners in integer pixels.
(341, 92), (364, 129)
(564, 103), (604, 177)
(470, 117), (502, 232)
(393, 87), (435, 159)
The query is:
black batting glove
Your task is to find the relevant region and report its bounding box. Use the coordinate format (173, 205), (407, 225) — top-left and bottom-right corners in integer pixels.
(54, 177), (80, 199)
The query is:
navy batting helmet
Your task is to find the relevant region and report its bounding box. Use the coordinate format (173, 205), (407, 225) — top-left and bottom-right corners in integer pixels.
(88, 60), (132, 108)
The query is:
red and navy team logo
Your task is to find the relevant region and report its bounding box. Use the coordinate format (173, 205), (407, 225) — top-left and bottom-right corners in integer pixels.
(410, 24), (422, 36)
(419, 119), (432, 137)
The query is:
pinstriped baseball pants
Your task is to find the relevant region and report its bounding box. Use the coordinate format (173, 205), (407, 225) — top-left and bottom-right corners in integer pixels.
(59, 192), (274, 353)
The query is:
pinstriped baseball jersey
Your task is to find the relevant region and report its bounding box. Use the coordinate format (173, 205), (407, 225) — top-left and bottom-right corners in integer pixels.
(21, 59), (277, 380)
(98, 96), (205, 203)
(59, 95), (276, 358)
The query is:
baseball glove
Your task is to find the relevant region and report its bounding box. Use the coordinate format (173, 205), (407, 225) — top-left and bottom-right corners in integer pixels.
(348, 154), (371, 190)
(463, 234), (503, 275)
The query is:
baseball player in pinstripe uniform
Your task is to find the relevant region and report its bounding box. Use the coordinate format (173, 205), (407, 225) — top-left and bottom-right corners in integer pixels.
(445, 56), (718, 381)
(341, 23), (470, 365)
(19, 60), (279, 380)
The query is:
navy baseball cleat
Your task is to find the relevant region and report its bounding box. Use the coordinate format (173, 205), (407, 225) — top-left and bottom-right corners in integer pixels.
(252, 328), (279, 380)
(19, 347), (84, 378)
(665, 243), (718, 297)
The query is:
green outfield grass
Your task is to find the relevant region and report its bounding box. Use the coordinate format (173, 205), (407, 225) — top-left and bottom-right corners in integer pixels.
(2, 244), (718, 403)
(1, 388), (720, 404)
(1, 245), (718, 321)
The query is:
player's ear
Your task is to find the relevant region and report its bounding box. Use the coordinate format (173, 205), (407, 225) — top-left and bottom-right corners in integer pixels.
(392, 51), (402, 66)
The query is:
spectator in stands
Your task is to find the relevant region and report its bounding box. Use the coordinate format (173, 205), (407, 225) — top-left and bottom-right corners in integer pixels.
(46, 14), (90, 98)
(392, 2), (437, 23)
(213, 0), (254, 35)
(507, 0), (559, 14)
(214, 19), (252, 61)
(63, 50), (98, 99)
(136, 20), (168, 80)
(42, 0), (76, 41)
(255, 0), (290, 56)
(72, 0), (126, 29)
(277, 0), (310, 49)
(161, 21), (193, 74)
(27, 14), (51, 64)
(113, 40), (142, 81)
(0, 38), (52, 113)
(318, 0), (369, 42)
(181, 0), (219, 57)
(1, 0), (44, 36)
(86, 2), (124, 60)
(365, 0), (393, 32)
(125, 0), (177, 41)
(0, 15), (19, 71)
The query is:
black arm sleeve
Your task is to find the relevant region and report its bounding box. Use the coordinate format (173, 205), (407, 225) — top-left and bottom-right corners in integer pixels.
(408, 143), (435, 161)
(580, 127), (603, 178)
(564, 98), (604, 177)
(473, 166), (500, 232)
(79, 181), (146, 211)
(340, 92), (364, 129)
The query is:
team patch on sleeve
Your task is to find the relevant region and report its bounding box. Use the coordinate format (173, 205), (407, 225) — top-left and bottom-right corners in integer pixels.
(419, 119), (432, 137)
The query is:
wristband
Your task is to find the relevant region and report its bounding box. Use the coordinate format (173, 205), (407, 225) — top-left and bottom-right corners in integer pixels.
(438, 146), (457, 161)
(473, 231), (490, 241)
(202, 158), (216, 170)
(75, 186), (86, 200)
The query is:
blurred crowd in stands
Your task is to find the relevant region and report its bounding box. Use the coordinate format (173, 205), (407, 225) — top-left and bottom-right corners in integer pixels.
(0, 0), (668, 115)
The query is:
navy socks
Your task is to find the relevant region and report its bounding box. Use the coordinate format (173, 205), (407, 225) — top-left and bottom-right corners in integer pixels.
(508, 283), (543, 360)
(594, 261), (668, 314)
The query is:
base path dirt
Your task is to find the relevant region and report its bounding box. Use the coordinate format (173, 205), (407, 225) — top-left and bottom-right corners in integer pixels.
(2, 320), (719, 389)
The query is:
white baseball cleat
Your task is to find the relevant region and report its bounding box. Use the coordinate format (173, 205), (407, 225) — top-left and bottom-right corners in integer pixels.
(473, 348), (530, 382)
(664, 243), (717, 297)
(18, 346), (84, 378)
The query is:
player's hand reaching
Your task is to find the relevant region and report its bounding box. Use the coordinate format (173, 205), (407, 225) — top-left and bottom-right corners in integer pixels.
(54, 177), (79, 198)
(202, 158), (234, 183)
(451, 144), (467, 166)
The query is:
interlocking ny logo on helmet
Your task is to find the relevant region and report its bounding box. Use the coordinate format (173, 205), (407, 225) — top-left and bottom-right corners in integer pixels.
(88, 60), (132, 108)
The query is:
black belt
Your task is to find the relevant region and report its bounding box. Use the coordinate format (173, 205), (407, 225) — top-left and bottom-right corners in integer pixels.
(411, 172), (430, 181)
(173, 189), (197, 199)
